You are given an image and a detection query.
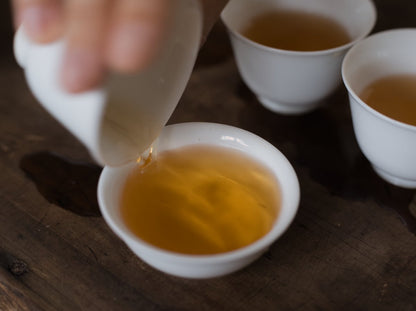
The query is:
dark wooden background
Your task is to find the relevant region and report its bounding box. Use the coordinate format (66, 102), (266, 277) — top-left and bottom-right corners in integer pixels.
(1, 1), (416, 310)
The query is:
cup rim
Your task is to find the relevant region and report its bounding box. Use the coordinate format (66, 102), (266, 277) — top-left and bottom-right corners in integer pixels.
(342, 28), (416, 132)
(220, 0), (377, 57)
(98, 122), (300, 265)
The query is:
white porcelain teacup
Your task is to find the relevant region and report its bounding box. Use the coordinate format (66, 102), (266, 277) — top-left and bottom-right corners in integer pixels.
(98, 122), (300, 279)
(342, 29), (416, 189)
(14, 0), (202, 167)
(221, 0), (376, 115)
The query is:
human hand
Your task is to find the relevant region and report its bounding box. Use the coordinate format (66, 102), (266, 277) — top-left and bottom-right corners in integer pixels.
(12, 0), (169, 93)
(11, 0), (228, 93)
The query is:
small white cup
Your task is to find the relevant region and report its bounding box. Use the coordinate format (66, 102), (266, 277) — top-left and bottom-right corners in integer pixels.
(98, 122), (300, 279)
(221, 0), (376, 115)
(342, 29), (416, 189)
(14, 0), (202, 166)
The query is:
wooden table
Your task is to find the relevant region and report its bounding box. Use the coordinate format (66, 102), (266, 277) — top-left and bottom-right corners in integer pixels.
(1, 1), (416, 310)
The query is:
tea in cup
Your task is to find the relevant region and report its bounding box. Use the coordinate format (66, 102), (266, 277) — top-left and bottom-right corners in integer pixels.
(221, 0), (376, 114)
(98, 123), (300, 278)
(342, 29), (416, 188)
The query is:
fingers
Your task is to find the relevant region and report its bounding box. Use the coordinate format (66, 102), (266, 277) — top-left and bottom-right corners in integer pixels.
(13, 0), (63, 43)
(11, 0), (22, 28)
(105, 0), (169, 73)
(13, 0), (173, 93)
(60, 0), (110, 93)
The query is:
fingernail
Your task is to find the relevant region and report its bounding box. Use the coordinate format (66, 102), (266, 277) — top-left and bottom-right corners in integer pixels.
(107, 22), (161, 72)
(22, 5), (61, 42)
(61, 48), (104, 93)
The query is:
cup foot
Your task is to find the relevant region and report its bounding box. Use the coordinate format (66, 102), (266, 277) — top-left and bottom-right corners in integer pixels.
(372, 165), (416, 189)
(257, 96), (321, 115)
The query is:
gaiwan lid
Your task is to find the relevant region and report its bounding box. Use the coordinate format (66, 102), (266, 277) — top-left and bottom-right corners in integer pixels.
(14, 0), (202, 167)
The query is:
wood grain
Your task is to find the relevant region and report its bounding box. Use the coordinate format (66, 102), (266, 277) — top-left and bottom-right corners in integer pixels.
(1, 0), (416, 310)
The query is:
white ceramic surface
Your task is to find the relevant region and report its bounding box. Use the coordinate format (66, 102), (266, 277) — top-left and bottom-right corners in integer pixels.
(98, 122), (300, 279)
(221, 0), (376, 115)
(14, 0), (202, 166)
(342, 29), (416, 188)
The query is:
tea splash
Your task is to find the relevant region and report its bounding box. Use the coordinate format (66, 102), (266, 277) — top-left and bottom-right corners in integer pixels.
(121, 145), (281, 255)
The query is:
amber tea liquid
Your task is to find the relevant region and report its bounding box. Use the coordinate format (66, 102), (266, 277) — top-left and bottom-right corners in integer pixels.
(359, 74), (416, 126)
(120, 145), (281, 255)
(242, 10), (351, 51)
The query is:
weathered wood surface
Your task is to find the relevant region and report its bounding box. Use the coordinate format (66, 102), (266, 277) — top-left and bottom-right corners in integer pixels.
(1, 1), (416, 310)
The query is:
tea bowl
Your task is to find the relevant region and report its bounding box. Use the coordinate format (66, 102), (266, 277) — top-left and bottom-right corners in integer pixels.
(221, 0), (376, 114)
(98, 122), (300, 278)
(342, 29), (416, 189)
